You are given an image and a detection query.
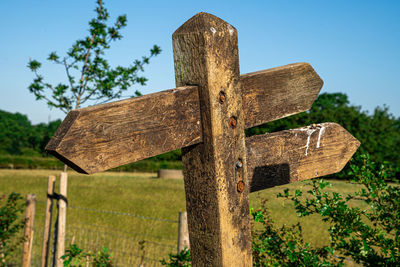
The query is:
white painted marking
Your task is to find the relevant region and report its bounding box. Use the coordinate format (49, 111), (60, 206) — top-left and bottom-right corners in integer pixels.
(290, 125), (318, 156)
(304, 128), (316, 156)
(227, 25), (234, 35)
(316, 126), (326, 148)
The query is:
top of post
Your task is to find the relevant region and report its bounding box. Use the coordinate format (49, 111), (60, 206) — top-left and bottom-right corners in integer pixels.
(173, 12), (237, 36)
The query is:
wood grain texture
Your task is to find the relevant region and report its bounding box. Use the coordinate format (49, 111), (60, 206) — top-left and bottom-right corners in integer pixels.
(21, 194), (36, 267)
(56, 172), (67, 267)
(242, 62), (323, 128)
(46, 86), (201, 174)
(46, 62), (322, 174)
(246, 122), (360, 192)
(177, 211), (190, 253)
(173, 12), (252, 266)
(41, 176), (56, 267)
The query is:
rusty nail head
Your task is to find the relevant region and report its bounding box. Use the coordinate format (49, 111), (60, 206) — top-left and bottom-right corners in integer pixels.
(237, 181), (245, 193)
(229, 116), (237, 128)
(219, 91), (226, 103)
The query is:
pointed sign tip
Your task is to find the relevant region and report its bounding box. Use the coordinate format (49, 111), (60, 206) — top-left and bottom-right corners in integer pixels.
(47, 149), (89, 174)
(45, 110), (80, 152)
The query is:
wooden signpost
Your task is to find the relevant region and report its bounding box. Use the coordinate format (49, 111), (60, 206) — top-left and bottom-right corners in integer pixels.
(46, 12), (360, 266)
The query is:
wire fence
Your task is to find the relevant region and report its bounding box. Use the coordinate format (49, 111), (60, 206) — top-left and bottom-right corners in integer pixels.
(9, 201), (179, 267)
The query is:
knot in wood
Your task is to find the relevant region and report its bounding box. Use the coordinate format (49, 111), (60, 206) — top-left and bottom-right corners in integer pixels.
(237, 180), (245, 193)
(219, 91), (226, 103)
(229, 116), (237, 128)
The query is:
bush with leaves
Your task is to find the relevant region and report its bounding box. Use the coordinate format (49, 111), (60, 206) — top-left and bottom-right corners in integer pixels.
(160, 154), (399, 266)
(279, 154), (400, 266)
(0, 193), (25, 266)
(160, 248), (191, 267)
(251, 201), (342, 266)
(61, 244), (113, 267)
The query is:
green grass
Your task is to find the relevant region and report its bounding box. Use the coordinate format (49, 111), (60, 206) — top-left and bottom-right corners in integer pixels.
(0, 169), (186, 239)
(0, 169), (364, 265)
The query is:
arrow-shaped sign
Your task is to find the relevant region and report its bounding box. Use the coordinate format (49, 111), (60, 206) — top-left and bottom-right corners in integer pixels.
(246, 122), (360, 192)
(46, 63), (322, 174)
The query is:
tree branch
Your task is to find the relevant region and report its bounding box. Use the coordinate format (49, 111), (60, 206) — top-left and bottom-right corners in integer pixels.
(63, 59), (77, 99)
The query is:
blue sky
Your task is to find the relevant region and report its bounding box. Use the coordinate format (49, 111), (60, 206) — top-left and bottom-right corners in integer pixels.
(1, 0), (399, 124)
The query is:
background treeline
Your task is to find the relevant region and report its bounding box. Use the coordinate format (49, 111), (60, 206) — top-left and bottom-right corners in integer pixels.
(0, 110), (60, 156)
(1, 92), (399, 173)
(246, 92), (400, 178)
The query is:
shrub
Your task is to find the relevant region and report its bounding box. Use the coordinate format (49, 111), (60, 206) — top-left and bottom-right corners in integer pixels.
(61, 244), (113, 267)
(160, 248), (191, 267)
(0, 193), (25, 266)
(279, 154), (400, 265)
(160, 154), (399, 266)
(251, 201), (341, 266)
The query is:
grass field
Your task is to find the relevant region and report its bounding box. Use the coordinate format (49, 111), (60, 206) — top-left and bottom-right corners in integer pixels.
(0, 169), (365, 265)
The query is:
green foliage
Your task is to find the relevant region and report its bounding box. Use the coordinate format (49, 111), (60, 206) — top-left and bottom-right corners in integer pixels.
(0, 109), (61, 156)
(159, 213), (342, 267)
(279, 154), (400, 266)
(160, 248), (191, 267)
(27, 0), (161, 113)
(251, 201), (342, 266)
(0, 154), (182, 172)
(160, 155), (399, 266)
(0, 193), (25, 266)
(246, 92), (400, 176)
(151, 149), (182, 162)
(61, 244), (113, 267)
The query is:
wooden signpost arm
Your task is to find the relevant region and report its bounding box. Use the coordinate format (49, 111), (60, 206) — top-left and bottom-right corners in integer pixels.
(242, 63), (323, 128)
(246, 122), (360, 192)
(173, 13), (252, 266)
(45, 63), (322, 174)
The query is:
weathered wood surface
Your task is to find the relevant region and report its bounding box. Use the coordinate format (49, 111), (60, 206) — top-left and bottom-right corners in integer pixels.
(21, 194), (36, 267)
(46, 62), (322, 174)
(246, 122), (360, 192)
(41, 175), (56, 267)
(46, 86), (201, 174)
(56, 172), (67, 267)
(177, 211), (190, 253)
(173, 12), (252, 266)
(242, 62), (323, 128)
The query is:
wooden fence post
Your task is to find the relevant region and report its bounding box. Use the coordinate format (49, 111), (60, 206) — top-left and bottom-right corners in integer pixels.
(21, 194), (36, 267)
(56, 172), (67, 267)
(41, 175), (56, 267)
(177, 211), (190, 253)
(173, 13), (252, 266)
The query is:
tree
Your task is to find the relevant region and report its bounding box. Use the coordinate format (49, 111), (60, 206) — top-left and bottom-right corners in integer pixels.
(27, 0), (161, 114)
(0, 109), (62, 157)
(0, 110), (38, 156)
(246, 92), (400, 177)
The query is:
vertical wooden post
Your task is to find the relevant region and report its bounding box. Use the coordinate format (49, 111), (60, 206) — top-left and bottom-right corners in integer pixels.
(21, 194), (36, 267)
(173, 13), (252, 266)
(41, 175), (56, 267)
(56, 172), (67, 267)
(177, 211), (190, 253)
